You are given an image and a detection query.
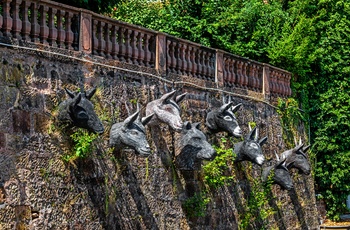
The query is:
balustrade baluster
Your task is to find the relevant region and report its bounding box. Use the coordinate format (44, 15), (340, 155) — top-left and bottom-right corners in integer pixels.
(257, 66), (262, 91)
(105, 23), (112, 59)
(231, 59), (236, 87)
(242, 62), (248, 89)
(56, 10), (65, 48)
(118, 27), (126, 62)
(137, 32), (143, 66)
(236, 61), (243, 88)
(192, 47), (198, 78)
(203, 51), (209, 80)
(21, 1), (31, 41)
(125, 28), (132, 63)
(0, 6), (3, 36)
(148, 35), (156, 67)
(30, 2), (40, 43)
(177, 43), (184, 75)
(286, 74), (292, 96)
(196, 50), (202, 79)
(183, 44), (188, 76)
(39, 5), (49, 45)
(110, 25), (118, 60)
(72, 15), (79, 50)
(173, 42), (179, 73)
(64, 12), (74, 50)
(97, 21), (105, 57)
(3, 0), (13, 37)
(131, 30), (138, 64)
(247, 63), (254, 91)
(92, 19), (99, 55)
(210, 53), (216, 81)
(187, 46), (194, 77)
(48, 8), (57, 47)
(166, 40), (172, 72)
(11, 0), (22, 39)
(223, 58), (229, 86)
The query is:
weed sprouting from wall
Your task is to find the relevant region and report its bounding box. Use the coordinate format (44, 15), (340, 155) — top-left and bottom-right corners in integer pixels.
(183, 192), (211, 218)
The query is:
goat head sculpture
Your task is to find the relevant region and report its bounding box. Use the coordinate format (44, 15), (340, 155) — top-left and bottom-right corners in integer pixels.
(262, 158), (294, 190)
(58, 88), (104, 134)
(109, 110), (154, 157)
(175, 121), (216, 170)
(146, 90), (187, 132)
(279, 142), (311, 175)
(233, 127), (267, 165)
(206, 102), (243, 137)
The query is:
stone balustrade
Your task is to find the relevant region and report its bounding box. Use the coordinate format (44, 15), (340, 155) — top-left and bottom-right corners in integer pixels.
(0, 0), (292, 98)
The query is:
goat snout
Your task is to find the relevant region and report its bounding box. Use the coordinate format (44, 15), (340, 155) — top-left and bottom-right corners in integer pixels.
(233, 126), (242, 137)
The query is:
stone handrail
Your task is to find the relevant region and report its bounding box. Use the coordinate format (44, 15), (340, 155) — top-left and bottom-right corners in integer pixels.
(0, 0), (292, 98)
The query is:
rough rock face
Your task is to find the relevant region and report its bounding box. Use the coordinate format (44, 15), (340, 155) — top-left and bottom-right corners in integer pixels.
(0, 47), (319, 229)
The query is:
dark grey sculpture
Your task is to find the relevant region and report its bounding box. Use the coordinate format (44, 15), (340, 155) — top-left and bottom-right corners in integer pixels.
(206, 102), (243, 137)
(233, 127), (267, 165)
(175, 122), (216, 170)
(58, 88), (104, 134)
(109, 110), (154, 157)
(279, 142), (311, 175)
(262, 158), (294, 190)
(146, 90), (187, 132)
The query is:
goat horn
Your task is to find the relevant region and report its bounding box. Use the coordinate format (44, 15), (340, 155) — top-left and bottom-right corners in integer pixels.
(85, 87), (97, 100)
(141, 113), (154, 126)
(303, 144), (311, 153)
(274, 150), (280, 162)
(183, 121), (191, 130)
(219, 102), (234, 113)
(254, 127), (259, 141)
(231, 103), (242, 113)
(160, 90), (176, 104)
(247, 127), (257, 140)
(295, 143), (305, 152)
(259, 136), (268, 146)
(124, 110), (140, 128)
(175, 92), (187, 104)
(65, 88), (76, 98)
(193, 122), (201, 130)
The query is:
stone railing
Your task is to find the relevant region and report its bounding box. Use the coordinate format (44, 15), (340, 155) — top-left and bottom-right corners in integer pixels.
(0, 0), (292, 98)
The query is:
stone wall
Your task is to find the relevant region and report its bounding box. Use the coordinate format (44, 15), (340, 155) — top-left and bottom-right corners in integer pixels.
(0, 46), (319, 229)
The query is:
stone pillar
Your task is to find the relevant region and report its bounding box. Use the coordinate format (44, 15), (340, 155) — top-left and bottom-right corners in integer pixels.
(263, 64), (270, 100)
(215, 50), (224, 87)
(80, 11), (92, 53)
(156, 32), (167, 75)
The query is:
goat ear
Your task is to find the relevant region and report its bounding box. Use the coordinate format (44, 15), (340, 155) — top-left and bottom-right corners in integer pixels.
(193, 122), (201, 130)
(274, 150), (280, 162)
(65, 88), (76, 98)
(141, 113), (154, 126)
(85, 87), (97, 100)
(277, 158), (287, 169)
(124, 110), (139, 128)
(175, 92), (187, 104)
(219, 102), (234, 113)
(231, 103), (242, 113)
(246, 127), (257, 140)
(160, 90), (176, 104)
(183, 121), (192, 130)
(303, 144), (311, 153)
(259, 136), (268, 146)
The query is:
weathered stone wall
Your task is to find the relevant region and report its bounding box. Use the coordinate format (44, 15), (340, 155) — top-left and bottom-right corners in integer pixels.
(0, 46), (319, 229)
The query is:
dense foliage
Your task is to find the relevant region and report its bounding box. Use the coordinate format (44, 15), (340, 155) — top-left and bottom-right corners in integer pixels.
(109, 0), (350, 220)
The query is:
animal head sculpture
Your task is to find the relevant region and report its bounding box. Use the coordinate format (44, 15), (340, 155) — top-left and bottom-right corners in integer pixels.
(146, 90), (187, 132)
(262, 159), (294, 190)
(58, 88), (104, 134)
(109, 110), (154, 157)
(233, 127), (267, 165)
(279, 143), (311, 175)
(175, 121), (216, 170)
(206, 102), (243, 137)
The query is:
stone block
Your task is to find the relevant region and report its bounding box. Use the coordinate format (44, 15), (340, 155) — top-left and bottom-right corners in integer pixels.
(12, 110), (31, 134)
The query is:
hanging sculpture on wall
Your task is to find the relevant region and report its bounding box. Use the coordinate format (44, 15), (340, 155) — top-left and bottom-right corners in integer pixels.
(262, 158), (295, 190)
(278, 142), (311, 175)
(233, 127), (268, 165)
(146, 90), (187, 132)
(58, 87), (105, 134)
(109, 110), (154, 157)
(175, 122), (216, 170)
(206, 102), (243, 137)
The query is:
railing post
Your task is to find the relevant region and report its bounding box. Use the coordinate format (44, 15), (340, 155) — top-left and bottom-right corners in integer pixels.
(215, 50), (224, 87)
(80, 11), (92, 53)
(156, 32), (167, 74)
(263, 64), (270, 100)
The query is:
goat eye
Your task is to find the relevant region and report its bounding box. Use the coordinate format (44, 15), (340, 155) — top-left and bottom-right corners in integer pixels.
(130, 131), (139, 136)
(224, 115), (232, 121)
(250, 143), (259, 149)
(77, 111), (88, 120)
